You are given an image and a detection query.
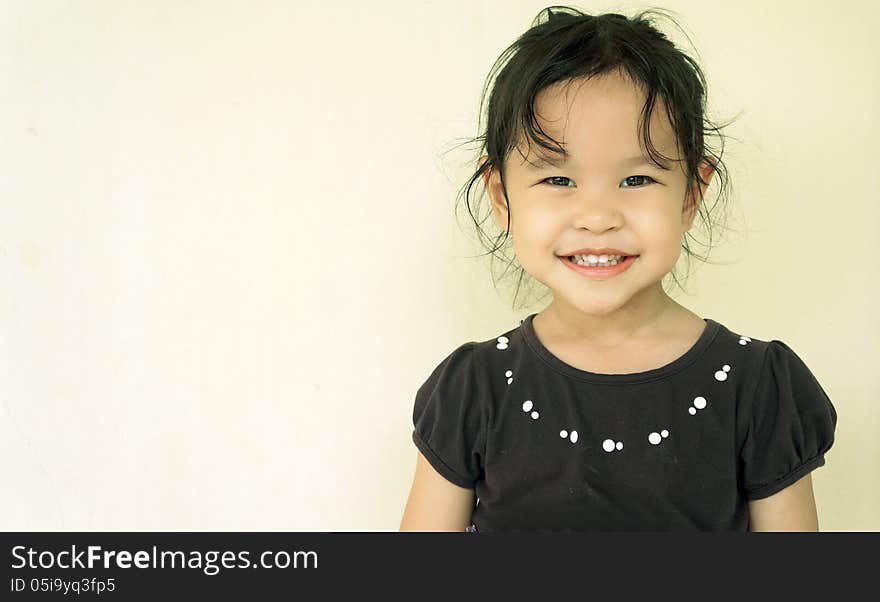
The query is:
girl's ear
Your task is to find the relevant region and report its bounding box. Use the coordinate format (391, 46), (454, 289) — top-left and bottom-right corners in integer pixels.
(480, 155), (510, 233)
(683, 157), (717, 230)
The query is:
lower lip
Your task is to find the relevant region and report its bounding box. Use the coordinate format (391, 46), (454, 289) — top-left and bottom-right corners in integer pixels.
(560, 255), (638, 279)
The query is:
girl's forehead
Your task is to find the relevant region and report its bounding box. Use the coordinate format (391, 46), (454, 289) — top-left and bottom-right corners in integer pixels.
(516, 77), (680, 166)
(533, 77), (674, 140)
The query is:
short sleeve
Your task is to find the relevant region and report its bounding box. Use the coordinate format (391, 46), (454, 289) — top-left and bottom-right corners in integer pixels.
(739, 340), (838, 500)
(411, 342), (488, 489)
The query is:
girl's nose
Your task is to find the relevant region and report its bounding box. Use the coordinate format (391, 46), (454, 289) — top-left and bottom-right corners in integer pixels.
(570, 196), (625, 232)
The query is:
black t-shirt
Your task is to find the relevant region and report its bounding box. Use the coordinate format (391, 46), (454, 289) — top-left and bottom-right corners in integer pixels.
(411, 313), (837, 532)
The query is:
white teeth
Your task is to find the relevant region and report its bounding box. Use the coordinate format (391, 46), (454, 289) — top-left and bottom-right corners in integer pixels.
(571, 254), (626, 266)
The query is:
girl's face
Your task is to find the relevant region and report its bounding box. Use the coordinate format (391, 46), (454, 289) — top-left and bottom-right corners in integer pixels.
(482, 71), (714, 328)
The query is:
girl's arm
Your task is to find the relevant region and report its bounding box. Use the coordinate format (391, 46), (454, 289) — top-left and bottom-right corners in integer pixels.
(399, 451), (477, 532)
(747, 473), (820, 531)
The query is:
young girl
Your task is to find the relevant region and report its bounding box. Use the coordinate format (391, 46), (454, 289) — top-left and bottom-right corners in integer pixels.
(399, 6), (837, 532)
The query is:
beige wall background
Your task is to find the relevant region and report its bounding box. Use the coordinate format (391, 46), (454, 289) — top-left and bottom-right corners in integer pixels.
(1, 0), (876, 531)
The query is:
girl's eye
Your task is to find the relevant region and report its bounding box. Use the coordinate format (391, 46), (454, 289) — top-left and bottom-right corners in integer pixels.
(542, 176), (575, 187)
(622, 175), (656, 188)
(541, 175), (657, 188)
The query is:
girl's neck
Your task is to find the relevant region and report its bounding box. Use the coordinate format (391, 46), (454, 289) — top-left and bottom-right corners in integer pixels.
(537, 293), (691, 350)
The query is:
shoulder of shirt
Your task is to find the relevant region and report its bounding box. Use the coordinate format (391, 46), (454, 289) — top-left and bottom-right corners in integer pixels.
(428, 319), (530, 382)
(708, 318), (792, 377)
(468, 318), (528, 357)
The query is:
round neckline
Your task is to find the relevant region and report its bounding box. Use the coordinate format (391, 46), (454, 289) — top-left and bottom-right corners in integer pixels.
(520, 312), (720, 384)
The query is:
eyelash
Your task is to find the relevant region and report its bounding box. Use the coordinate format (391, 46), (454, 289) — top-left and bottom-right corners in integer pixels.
(541, 175), (657, 188)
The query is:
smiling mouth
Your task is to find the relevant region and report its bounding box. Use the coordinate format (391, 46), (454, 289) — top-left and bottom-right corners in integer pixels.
(563, 254), (639, 267)
(559, 254), (639, 278)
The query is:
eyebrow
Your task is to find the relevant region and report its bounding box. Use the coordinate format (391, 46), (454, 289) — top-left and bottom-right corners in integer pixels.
(527, 153), (672, 171)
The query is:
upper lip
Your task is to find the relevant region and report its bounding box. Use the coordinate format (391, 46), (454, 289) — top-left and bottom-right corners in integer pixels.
(561, 248), (637, 256)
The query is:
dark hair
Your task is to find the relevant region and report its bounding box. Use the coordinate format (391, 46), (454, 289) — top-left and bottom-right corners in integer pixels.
(447, 5), (741, 310)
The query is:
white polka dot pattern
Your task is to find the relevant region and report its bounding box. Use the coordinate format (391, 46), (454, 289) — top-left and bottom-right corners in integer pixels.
(493, 321), (752, 463)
